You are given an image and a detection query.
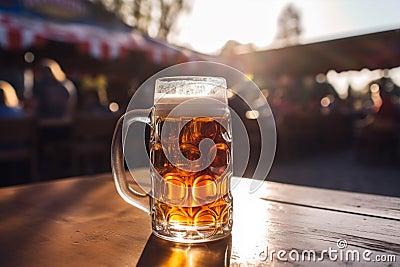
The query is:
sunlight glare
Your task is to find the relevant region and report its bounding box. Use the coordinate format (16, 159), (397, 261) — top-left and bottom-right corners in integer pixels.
(109, 102), (119, 112)
(326, 70), (349, 98)
(175, 0), (400, 55)
(320, 97), (331, 108)
(370, 83), (379, 93)
(0, 81), (19, 107)
(245, 110), (260, 120)
(390, 67), (400, 86)
(232, 185), (271, 263)
(176, 0), (286, 54)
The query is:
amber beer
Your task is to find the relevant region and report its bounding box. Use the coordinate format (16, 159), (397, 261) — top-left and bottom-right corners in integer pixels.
(150, 97), (233, 240)
(111, 76), (233, 243)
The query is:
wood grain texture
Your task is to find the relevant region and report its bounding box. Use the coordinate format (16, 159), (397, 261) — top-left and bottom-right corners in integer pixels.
(0, 174), (151, 267)
(256, 180), (400, 220)
(0, 174), (399, 266)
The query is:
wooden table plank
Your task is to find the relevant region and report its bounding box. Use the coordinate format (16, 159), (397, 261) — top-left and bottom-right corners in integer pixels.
(0, 175), (151, 267)
(0, 174), (399, 266)
(230, 179), (400, 266)
(231, 191), (400, 266)
(246, 179), (400, 221)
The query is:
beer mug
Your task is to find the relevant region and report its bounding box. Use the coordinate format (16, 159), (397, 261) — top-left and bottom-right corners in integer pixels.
(111, 76), (233, 243)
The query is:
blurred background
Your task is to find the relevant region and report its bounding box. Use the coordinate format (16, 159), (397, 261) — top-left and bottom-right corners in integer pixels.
(0, 0), (399, 196)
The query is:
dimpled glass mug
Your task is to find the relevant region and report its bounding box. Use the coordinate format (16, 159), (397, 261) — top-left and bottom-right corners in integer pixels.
(111, 76), (233, 243)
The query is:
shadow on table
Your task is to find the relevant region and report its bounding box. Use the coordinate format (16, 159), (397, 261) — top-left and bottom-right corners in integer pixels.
(136, 234), (232, 267)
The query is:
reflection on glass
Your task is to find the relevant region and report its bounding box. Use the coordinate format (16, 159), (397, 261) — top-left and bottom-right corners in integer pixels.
(137, 234), (232, 267)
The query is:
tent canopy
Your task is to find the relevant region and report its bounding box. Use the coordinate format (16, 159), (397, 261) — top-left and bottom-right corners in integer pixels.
(0, 0), (148, 60)
(233, 29), (400, 78)
(0, 0), (206, 66)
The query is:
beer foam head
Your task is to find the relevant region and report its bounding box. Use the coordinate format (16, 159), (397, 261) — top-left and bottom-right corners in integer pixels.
(155, 76), (227, 104)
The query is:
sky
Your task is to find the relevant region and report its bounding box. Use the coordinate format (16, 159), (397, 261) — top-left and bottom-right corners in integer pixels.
(173, 0), (400, 55)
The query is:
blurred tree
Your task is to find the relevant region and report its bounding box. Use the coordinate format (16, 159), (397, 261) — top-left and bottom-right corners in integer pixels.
(275, 3), (302, 46)
(220, 40), (255, 56)
(92, 0), (192, 40)
(220, 40), (241, 56)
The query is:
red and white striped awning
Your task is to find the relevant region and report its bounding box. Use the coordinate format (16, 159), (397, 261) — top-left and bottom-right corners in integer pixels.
(143, 37), (208, 65)
(0, 11), (147, 60)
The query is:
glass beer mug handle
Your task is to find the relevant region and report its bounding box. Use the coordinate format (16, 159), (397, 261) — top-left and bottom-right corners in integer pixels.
(111, 109), (152, 215)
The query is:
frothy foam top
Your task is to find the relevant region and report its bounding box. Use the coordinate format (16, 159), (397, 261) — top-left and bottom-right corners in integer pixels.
(155, 76), (227, 104)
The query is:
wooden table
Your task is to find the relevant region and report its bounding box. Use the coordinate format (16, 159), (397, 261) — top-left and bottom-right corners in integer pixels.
(0, 172), (399, 266)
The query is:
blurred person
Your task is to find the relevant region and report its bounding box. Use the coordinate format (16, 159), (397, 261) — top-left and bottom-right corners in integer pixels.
(374, 89), (400, 125)
(371, 76), (400, 121)
(0, 81), (25, 171)
(32, 59), (76, 119)
(0, 81), (23, 118)
(355, 86), (400, 164)
(307, 81), (339, 114)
